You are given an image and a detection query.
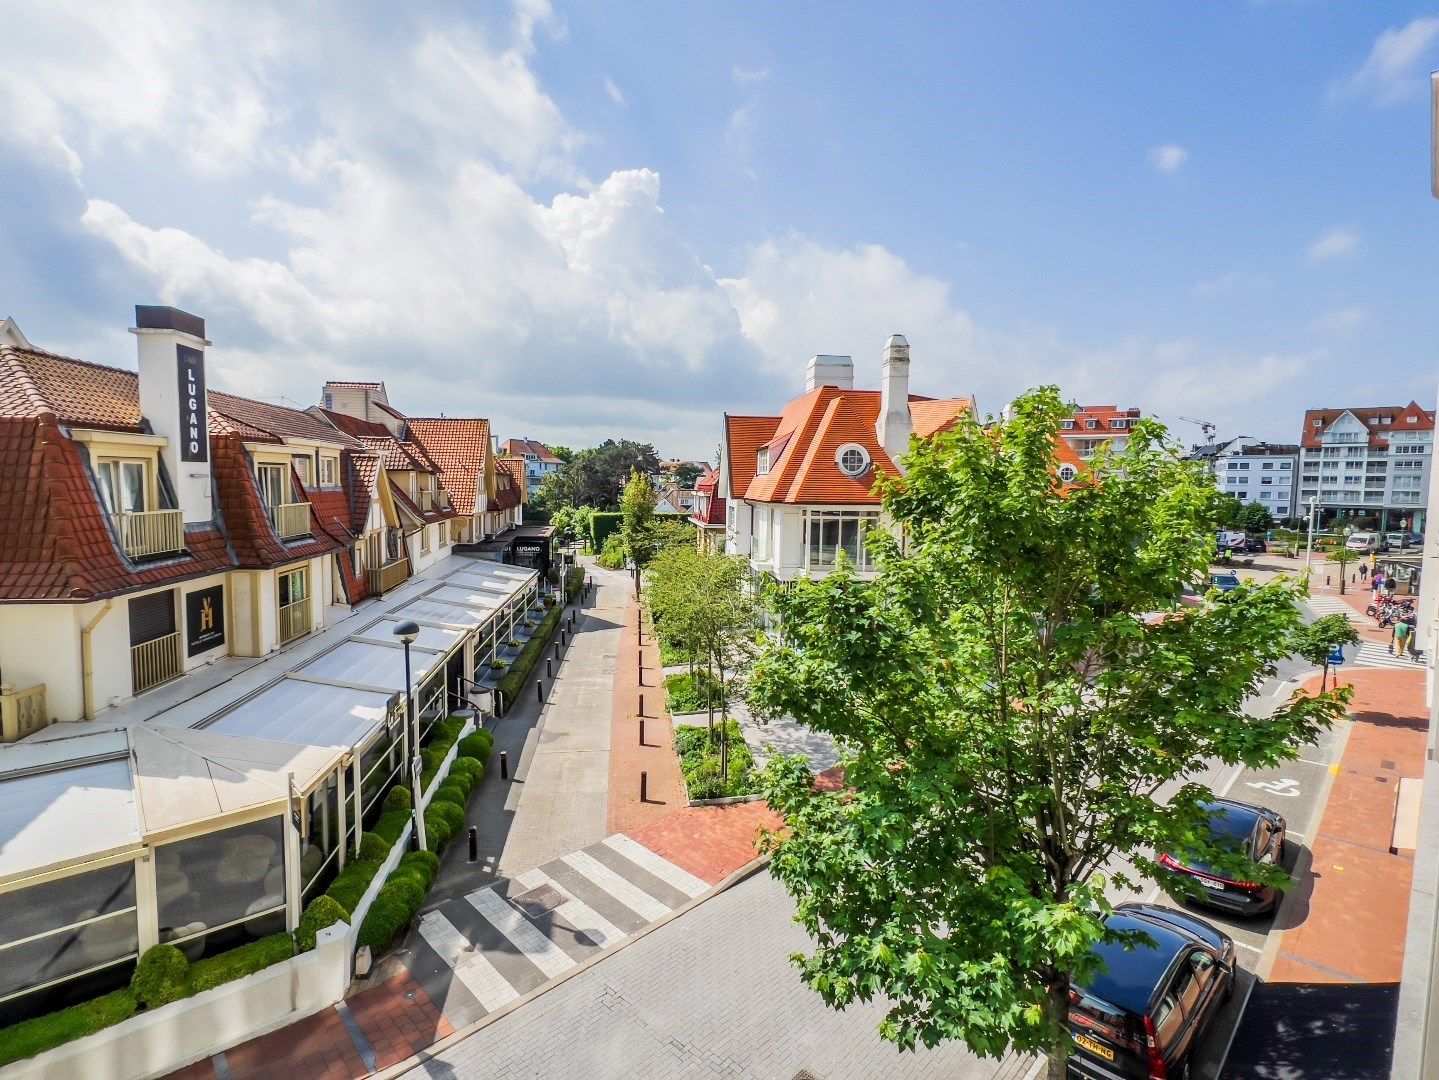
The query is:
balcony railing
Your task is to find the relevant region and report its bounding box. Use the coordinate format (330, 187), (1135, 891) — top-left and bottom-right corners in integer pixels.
(420, 491), (434, 512)
(114, 509), (184, 559)
(368, 559), (408, 596)
(279, 598), (311, 644)
(269, 502), (312, 540)
(0, 682), (48, 743)
(132, 633), (182, 695)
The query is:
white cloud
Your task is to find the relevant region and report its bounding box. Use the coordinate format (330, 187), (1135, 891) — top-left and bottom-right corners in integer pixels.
(1310, 304), (1366, 336)
(1191, 270), (1271, 297)
(732, 66), (769, 86)
(604, 76), (626, 105)
(1336, 16), (1439, 104)
(1307, 225), (1361, 262)
(1148, 144), (1189, 172)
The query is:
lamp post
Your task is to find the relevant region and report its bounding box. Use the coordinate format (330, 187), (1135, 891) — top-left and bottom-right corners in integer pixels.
(1304, 496), (1319, 574)
(392, 619), (427, 851)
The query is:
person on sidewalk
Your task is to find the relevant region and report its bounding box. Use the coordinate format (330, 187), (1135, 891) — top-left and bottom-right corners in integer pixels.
(1401, 611), (1420, 658)
(1372, 570), (1385, 600)
(1359, 560), (1369, 582)
(1393, 615), (1411, 657)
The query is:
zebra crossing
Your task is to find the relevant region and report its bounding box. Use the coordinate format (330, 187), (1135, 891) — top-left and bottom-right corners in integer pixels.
(413, 835), (711, 1023)
(1303, 595), (1360, 621)
(1352, 640), (1424, 670)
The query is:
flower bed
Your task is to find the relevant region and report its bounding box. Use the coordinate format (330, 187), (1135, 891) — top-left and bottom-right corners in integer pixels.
(673, 720), (760, 801)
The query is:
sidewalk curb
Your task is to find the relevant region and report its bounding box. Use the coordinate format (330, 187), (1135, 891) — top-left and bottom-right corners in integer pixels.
(370, 853), (774, 1079)
(1254, 710), (1356, 982)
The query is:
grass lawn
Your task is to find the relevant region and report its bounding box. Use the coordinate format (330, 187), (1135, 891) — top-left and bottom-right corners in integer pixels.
(673, 720), (759, 800)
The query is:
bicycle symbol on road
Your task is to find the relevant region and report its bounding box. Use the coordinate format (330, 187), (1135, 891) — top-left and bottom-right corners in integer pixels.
(1245, 778), (1300, 798)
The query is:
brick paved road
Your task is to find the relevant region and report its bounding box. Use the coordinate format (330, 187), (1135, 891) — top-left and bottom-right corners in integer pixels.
(403, 870), (1030, 1080)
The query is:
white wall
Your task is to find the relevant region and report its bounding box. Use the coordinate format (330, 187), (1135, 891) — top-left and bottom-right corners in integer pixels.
(774, 508), (804, 573)
(0, 604), (81, 722)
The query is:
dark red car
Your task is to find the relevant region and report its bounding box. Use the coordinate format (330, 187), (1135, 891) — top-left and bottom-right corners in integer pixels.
(1158, 798), (1287, 916)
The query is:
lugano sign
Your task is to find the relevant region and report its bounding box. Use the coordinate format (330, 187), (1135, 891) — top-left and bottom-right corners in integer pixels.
(176, 343), (208, 462)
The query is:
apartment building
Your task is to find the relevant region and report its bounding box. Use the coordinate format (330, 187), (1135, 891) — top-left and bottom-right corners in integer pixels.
(1059, 404), (1142, 462)
(1191, 438), (1300, 522)
(1298, 403), (1434, 531)
(720, 336), (975, 586)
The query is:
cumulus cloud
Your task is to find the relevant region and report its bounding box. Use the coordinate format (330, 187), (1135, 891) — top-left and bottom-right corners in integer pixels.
(1310, 304), (1366, 336)
(1336, 16), (1439, 104)
(1148, 144), (1189, 172)
(1307, 225), (1361, 262)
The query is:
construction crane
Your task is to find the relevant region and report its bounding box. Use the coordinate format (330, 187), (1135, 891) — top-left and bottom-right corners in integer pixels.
(1179, 416), (1217, 444)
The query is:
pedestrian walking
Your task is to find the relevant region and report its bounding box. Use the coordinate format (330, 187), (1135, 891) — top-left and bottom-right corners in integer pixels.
(1385, 576), (1398, 600)
(1359, 560), (1369, 582)
(1372, 571), (1385, 600)
(1394, 615), (1411, 657)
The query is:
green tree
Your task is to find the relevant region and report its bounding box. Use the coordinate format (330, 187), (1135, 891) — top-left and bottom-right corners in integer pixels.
(546, 444), (574, 463)
(1326, 543), (1357, 595)
(620, 470), (658, 568)
(536, 439), (660, 511)
(1214, 491), (1245, 529)
(747, 388), (1348, 1078)
(1290, 614), (1360, 692)
(1239, 501), (1272, 533)
(671, 462), (704, 488)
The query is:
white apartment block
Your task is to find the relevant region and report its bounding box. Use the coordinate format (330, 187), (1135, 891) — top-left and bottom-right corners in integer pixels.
(1298, 403), (1434, 532)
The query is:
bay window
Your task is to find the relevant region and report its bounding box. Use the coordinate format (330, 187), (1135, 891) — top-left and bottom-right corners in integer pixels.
(806, 510), (880, 572)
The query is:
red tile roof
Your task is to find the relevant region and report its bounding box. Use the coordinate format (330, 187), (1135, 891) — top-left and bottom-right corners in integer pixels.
(723, 415), (780, 501)
(345, 451), (380, 534)
(0, 345), (144, 431)
(735, 390), (973, 505)
(498, 456), (528, 506)
(690, 466), (725, 527)
(1300, 402), (1435, 449)
(211, 434), (347, 569)
(500, 438), (561, 464)
(406, 418), (490, 517)
(209, 392), (359, 448)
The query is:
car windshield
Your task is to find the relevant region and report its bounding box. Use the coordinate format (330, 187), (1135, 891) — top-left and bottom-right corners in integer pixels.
(1176, 803), (1255, 877)
(1209, 574), (1238, 587)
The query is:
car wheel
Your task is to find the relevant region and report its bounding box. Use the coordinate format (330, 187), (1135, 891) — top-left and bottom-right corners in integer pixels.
(1278, 839), (1287, 863)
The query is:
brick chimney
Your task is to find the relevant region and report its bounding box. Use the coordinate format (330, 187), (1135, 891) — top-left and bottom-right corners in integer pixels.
(877, 334), (911, 463)
(805, 354), (854, 392)
(131, 306), (211, 524)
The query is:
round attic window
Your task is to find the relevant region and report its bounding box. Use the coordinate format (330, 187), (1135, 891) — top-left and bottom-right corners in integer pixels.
(836, 443), (870, 477)
(1058, 464), (1077, 482)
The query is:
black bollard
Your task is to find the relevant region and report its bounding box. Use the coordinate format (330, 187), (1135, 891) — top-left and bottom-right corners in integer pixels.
(637, 656), (643, 686)
(468, 826), (478, 862)
(639, 718), (646, 745)
(638, 692), (645, 717)
(500, 750), (509, 779)
(537, 680), (543, 704)
(640, 770), (649, 802)
(546, 658), (552, 679)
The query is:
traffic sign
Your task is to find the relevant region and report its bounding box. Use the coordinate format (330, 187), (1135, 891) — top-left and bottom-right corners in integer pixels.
(1327, 647), (1346, 666)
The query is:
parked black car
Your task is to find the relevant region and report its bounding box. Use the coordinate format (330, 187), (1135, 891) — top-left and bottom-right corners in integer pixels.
(1205, 572), (1240, 594)
(1068, 904), (1236, 1079)
(1158, 798), (1286, 916)
(1240, 537), (1266, 554)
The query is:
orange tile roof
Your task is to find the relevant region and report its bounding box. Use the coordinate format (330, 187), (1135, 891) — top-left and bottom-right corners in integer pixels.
(406, 417), (490, 517)
(1301, 401), (1435, 448)
(724, 415), (780, 500)
(735, 390), (972, 505)
(500, 438), (561, 464)
(499, 455), (528, 505)
(209, 392), (359, 447)
(0, 345), (144, 430)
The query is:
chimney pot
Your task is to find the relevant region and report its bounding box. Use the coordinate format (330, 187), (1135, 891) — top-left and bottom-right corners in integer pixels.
(805, 354), (854, 392)
(877, 333), (913, 467)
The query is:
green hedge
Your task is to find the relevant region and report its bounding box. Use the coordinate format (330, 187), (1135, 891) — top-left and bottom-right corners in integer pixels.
(674, 720), (759, 800)
(566, 564), (585, 600)
(356, 850), (442, 951)
(131, 945), (189, 1009)
(458, 731), (493, 761)
(589, 511), (623, 551)
(664, 670), (725, 714)
(382, 784), (412, 813)
(188, 933), (294, 995)
(295, 895), (349, 952)
(0, 989), (137, 1068)
(326, 857), (383, 916)
(496, 604), (564, 707)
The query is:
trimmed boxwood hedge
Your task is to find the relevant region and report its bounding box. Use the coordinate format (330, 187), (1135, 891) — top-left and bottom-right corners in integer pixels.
(295, 895), (349, 952)
(496, 604), (564, 706)
(131, 945), (189, 1009)
(457, 731), (493, 762)
(188, 933), (294, 995)
(0, 989), (137, 1068)
(382, 784), (412, 813)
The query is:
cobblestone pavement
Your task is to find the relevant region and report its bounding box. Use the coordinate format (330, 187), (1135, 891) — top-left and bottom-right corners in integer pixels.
(731, 700), (839, 773)
(404, 870), (1030, 1080)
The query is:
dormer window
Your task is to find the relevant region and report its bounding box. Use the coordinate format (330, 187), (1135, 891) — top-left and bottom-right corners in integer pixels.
(1312, 419), (1322, 428)
(836, 443), (870, 477)
(1085, 419), (1099, 429)
(292, 454), (313, 487)
(1110, 419), (1127, 429)
(1408, 416), (1419, 424)
(97, 459), (148, 514)
(319, 455), (339, 487)
(1060, 419), (1075, 429)
(756, 447), (770, 475)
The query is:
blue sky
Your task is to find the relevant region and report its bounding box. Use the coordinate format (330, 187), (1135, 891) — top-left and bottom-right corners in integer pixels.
(1, 1), (1436, 459)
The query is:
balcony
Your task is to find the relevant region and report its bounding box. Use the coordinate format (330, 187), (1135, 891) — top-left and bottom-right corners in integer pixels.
(132, 633), (182, 695)
(368, 559), (408, 596)
(419, 490), (435, 512)
(269, 501), (312, 540)
(0, 682), (48, 743)
(279, 598), (312, 644)
(114, 509), (184, 559)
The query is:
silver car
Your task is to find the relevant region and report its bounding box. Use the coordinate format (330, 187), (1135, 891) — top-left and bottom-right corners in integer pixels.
(1386, 531), (1411, 550)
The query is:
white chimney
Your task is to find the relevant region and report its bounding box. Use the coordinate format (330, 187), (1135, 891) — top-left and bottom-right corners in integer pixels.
(131, 306), (212, 525)
(877, 334), (912, 463)
(805, 354), (854, 392)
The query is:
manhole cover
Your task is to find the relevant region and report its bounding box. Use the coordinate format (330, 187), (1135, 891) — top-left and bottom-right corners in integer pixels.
(511, 883), (566, 919)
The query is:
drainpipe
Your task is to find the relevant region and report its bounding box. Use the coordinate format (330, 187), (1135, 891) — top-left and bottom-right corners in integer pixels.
(81, 600), (115, 720)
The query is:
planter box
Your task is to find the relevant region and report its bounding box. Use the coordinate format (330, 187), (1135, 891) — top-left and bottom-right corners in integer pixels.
(3, 927), (349, 1080)
(685, 792), (766, 808)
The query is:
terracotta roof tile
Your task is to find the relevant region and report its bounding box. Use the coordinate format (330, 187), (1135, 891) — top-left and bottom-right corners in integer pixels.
(723, 415), (780, 500)
(499, 438), (561, 464)
(1300, 402), (1435, 449)
(0, 345), (144, 430)
(209, 392), (360, 448)
(406, 418), (490, 517)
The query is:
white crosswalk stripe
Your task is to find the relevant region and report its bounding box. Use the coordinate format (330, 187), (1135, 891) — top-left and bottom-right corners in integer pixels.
(1352, 641), (1423, 670)
(418, 910), (519, 1013)
(601, 834), (709, 898)
(560, 850), (673, 922)
(467, 887), (577, 979)
(513, 867), (629, 949)
(1303, 595), (1360, 620)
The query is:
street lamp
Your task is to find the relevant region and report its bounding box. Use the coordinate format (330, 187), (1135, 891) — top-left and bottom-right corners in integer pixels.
(1304, 496), (1319, 573)
(391, 619), (427, 851)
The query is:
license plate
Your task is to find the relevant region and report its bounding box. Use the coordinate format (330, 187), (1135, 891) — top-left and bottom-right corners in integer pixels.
(1202, 879), (1228, 893)
(1074, 1034), (1115, 1061)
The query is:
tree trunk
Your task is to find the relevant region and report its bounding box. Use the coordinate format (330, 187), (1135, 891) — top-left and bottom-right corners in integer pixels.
(1320, 663), (1328, 693)
(1044, 980), (1071, 1080)
(1339, 573), (1346, 595)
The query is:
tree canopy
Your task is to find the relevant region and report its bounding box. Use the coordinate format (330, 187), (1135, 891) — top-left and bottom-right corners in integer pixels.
(670, 462), (705, 488)
(1290, 613), (1360, 691)
(1239, 500), (1272, 533)
(536, 439), (660, 511)
(748, 387), (1348, 1077)
(620, 469), (659, 567)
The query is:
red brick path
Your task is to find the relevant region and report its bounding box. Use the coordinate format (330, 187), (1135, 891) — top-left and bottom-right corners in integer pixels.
(1268, 665), (1427, 984)
(345, 971), (452, 1070)
(626, 802), (782, 884)
(222, 1006), (368, 1080)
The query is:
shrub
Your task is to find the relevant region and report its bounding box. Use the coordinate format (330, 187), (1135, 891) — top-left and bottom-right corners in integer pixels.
(382, 785), (412, 813)
(489, 659), (509, 671)
(458, 732), (492, 761)
(189, 933), (294, 995)
(380, 870), (427, 910)
(356, 883), (415, 951)
(596, 531), (627, 569)
(0, 989), (137, 1068)
(399, 849), (440, 889)
(131, 944), (190, 1009)
(522, 619), (537, 629)
(674, 720), (758, 800)
(506, 638), (522, 648)
(431, 717), (465, 746)
(357, 831), (391, 864)
(373, 809), (410, 844)
(435, 781), (469, 807)
(449, 756), (483, 790)
(325, 857), (383, 916)
(665, 670), (725, 714)
(497, 605), (564, 703)
(295, 895), (349, 952)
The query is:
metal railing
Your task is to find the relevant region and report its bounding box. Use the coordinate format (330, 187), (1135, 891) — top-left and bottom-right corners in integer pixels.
(131, 633), (182, 695)
(114, 509), (184, 559)
(368, 559), (408, 596)
(279, 599), (311, 644)
(0, 682), (48, 742)
(269, 502), (312, 539)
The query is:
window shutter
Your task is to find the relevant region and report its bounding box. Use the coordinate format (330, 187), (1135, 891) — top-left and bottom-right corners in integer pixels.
(129, 590), (177, 646)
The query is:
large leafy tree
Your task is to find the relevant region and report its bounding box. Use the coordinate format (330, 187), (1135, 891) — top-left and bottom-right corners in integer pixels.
(620, 469), (659, 568)
(537, 439), (660, 510)
(1239, 501), (1273, 533)
(749, 388), (1348, 1078)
